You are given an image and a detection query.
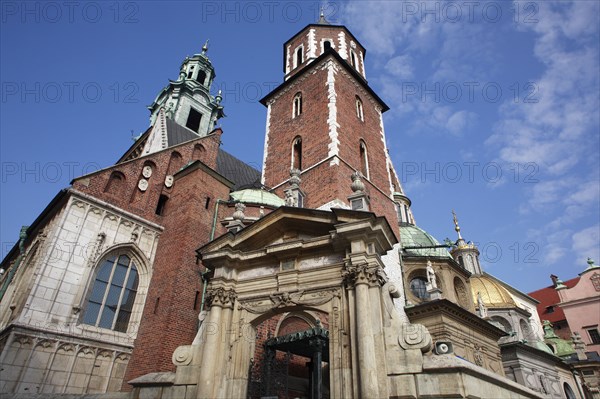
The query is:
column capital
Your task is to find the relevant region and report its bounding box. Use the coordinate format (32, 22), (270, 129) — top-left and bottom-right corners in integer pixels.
(342, 263), (384, 288)
(205, 287), (237, 309)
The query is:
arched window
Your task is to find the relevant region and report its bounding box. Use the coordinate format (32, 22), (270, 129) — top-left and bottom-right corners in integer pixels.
(293, 92), (302, 118)
(323, 40), (332, 52)
(104, 171), (125, 194)
(292, 136), (302, 170)
(196, 70), (207, 86)
(295, 46), (304, 68)
(356, 96), (364, 121)
(409, 276), (430, 300)
(350, 50), (357, 68)
(564, 383), (576, 399)
(359, 140), (369, 179)
(82, 254), (139, 333)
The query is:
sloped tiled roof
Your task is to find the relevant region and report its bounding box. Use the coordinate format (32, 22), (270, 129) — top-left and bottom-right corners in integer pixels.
(216, 149), (261, 191)
(165, 118), (200, 146)
(528, 277), (580, 323)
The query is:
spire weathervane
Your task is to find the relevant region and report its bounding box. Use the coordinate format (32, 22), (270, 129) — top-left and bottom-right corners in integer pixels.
(452, 210), (463, 240)
(201, 39), (209, 55)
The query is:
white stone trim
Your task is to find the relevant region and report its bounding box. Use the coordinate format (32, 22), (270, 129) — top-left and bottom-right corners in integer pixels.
(337, 31), (348, 59)
(260, 103), (272, 185)
(307, 29), (317, 60)
(326, 62), (340, 166)
(359, 50), (366, 78)
(285, 45), (291, 75)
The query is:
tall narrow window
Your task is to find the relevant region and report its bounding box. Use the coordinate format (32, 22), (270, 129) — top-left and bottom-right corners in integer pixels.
(292, 136), (302, 170)
(350, 51), (357, 68)
(197, 70), (207, 85)
(295, 46), (304, 68)
(293, 92), (302, 118)
(155, 194), (168, 216)
(359, 140), (369, 179)
(356, 96), (364, 121)
(186, 108), (202, 132)
(82, 254), (139, 333)
(187, 66), (195, 79)
(323, 40), (331, 51)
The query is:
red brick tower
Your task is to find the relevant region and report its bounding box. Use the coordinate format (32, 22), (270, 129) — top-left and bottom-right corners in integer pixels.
(260, 16), (404, 232)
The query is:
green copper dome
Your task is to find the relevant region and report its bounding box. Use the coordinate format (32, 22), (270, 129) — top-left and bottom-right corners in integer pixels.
(230, 189), (284, 208)
(399, 225), (452, 258)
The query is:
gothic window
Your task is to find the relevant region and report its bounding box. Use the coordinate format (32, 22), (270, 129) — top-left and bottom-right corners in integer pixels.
(356, 96), (364, 121)
(295, 46), (304, 68)
(323, 40), (332, 51)
(293, 92), (302, 118)
(359, 140), (369, 179)
(186, 108), (202, 132)
(82, 253), (139, 333)
(292, 136), (302, 170)
(409, 276), (430, 300)
(197, 70), (207, 86)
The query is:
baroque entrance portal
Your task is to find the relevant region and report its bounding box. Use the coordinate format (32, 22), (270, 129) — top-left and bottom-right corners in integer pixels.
(248, 322), (329, 399)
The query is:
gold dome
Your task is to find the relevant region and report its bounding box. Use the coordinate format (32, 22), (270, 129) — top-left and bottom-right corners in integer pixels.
(471, 275), (517, 308)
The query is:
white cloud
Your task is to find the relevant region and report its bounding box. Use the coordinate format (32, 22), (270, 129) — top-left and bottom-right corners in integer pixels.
(571, 225), (600, 267)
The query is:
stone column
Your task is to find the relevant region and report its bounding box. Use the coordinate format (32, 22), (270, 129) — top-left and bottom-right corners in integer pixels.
(344, 264), (380, 398)
(197, 287), (236, 399)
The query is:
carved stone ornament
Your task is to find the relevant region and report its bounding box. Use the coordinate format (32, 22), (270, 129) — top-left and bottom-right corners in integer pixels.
(398, 323), (432, 351)
(590, 272), (600, 292)
(142, 165), (153, 178)
(238, 289), (341, 314)
(473, 344), (484, 366)
(205, 287), (237, 309)
(342, 263), (383, 287)
(172, 345), (194, 366)
(138, 178), (149, 192)
(164, 175), (174, 188)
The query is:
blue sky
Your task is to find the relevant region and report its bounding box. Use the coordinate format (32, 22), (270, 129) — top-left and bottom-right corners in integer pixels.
(1, 1), (598, 293)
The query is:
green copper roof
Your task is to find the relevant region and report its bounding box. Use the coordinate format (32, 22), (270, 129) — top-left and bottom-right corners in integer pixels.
(230, 189), (284, 208)
(399, 225), (452, 258)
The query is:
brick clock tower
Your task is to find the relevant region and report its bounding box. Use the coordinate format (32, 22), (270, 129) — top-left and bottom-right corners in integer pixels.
(260, 15), (410, 231)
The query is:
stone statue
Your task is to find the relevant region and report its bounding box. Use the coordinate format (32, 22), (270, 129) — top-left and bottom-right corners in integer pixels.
(426, 260), (437, 289)
(477, 292), (488, 318)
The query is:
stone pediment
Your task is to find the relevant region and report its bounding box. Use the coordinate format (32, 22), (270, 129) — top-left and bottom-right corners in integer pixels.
(197, 207), (396, 267)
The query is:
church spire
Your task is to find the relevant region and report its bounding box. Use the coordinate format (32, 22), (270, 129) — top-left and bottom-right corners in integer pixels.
(146, 42), (224, 140)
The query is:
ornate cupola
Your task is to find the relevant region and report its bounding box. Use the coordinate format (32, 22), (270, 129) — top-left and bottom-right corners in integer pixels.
(450, 210), (482, 274)
(147, 40), (224, 136)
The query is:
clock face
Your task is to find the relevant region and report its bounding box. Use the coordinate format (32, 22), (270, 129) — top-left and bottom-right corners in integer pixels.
(165, 175), (174, 188)
(138, 178), (149, 191)
(142, 165), (153, 178)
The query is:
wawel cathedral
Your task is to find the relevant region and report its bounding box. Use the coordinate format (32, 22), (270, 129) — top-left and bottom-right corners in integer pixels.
(1, 15), (599, 399)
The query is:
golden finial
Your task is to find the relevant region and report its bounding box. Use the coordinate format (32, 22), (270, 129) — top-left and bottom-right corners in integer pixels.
(452, 210), (463, 240)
